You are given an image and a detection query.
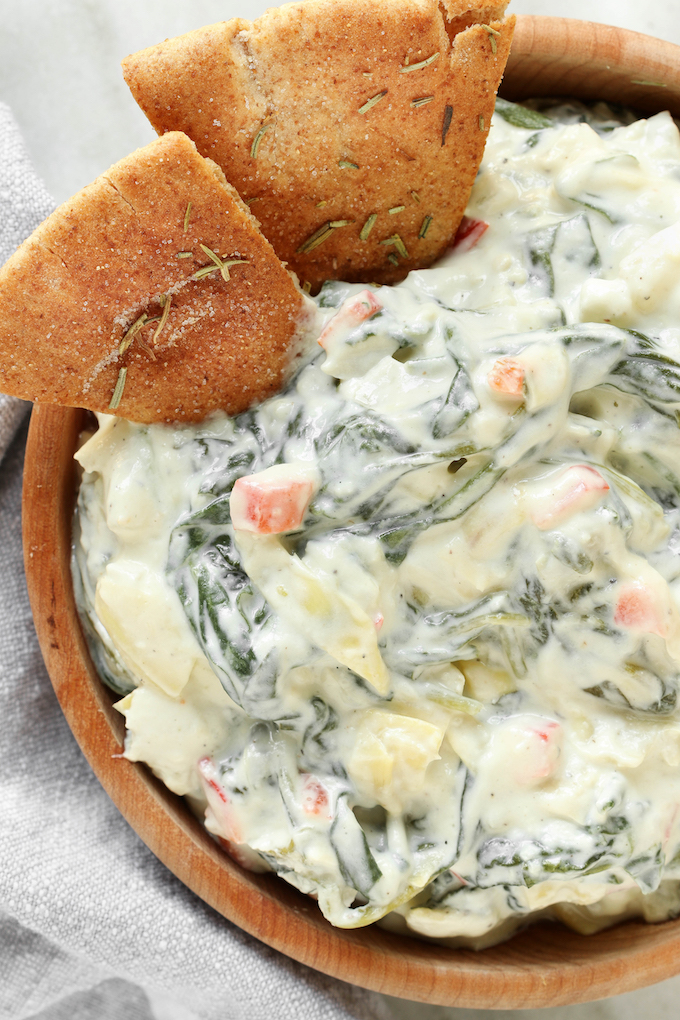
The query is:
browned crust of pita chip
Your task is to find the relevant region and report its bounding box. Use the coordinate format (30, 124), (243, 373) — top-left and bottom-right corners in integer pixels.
(0, 132), (309, 423)
(122, 0), (514, 290)
(439, 0), (509, 33)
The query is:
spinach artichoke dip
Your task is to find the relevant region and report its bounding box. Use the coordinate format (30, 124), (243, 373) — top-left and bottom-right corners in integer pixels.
(74, 100), (680, 947)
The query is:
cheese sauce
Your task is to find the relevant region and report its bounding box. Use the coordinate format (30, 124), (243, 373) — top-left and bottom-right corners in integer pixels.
(74, 100), (680, 946)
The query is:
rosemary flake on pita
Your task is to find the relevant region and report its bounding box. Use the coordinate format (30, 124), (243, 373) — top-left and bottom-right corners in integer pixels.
(109, 367), (128, 409)
(0, 132), (308, 423)
(118, 313), (148, 355)
(442, 104), (453, 146)
(418, 215), (433, 238)
(122, 0), (514, 286)
(360, 214), (378, 241)
(399, 51), (439, 72)
(152, 293), (172, 343)
(380, 233), (409, 259)
(297, 222), (335, 254)
(359, 90), (388, 114)
(250, 124), (272, 158)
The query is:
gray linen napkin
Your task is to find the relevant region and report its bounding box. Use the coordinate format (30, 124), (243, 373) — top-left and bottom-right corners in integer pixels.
(0, 101), (397, 1020)
(0, 100), (48, 456)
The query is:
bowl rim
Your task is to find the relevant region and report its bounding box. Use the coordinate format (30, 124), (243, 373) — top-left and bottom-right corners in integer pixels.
(21, 17), (680, 1009)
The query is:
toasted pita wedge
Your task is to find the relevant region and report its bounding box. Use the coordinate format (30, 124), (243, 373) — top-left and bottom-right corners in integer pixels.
(0, 132), (309, 423)
(122, 0), (514, 290)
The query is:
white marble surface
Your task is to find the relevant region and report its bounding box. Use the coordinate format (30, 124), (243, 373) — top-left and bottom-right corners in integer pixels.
(3, 1), (680, 1018)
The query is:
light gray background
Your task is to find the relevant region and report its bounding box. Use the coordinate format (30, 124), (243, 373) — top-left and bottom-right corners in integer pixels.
(3, 1), (680, 1018)
(3, 0), (680, 207)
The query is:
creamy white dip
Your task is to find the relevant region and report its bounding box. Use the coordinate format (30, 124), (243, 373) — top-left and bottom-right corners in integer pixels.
(74, 100), (680, 947)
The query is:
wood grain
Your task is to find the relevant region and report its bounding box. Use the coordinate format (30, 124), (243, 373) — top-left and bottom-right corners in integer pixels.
(21, 19), (680, 1009)
(502, 16), (680, 116)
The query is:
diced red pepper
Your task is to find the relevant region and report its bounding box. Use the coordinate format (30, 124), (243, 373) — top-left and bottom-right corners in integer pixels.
(506, 719), (562, 786)
(530, 465), (609, 530)
(230, 463), (317, 534)
(489, 716), (563, 787)
(452, 216), (489, 253)
(197, 756), (243, 843)
(522, 720), (562, 781)
(615, 581), (666, 638)
(317, 289), (382, 349)
(198, 756), (228, 803)
(300, 774), (330, 819)
(488, 357), (525, 398)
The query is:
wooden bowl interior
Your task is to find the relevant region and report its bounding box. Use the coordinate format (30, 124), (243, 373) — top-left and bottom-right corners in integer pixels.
(21, 18), (680, 1009)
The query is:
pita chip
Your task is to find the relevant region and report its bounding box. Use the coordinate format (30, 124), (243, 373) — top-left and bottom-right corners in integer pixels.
(0, 131), (310, 423)
(122, 0), (514, 290)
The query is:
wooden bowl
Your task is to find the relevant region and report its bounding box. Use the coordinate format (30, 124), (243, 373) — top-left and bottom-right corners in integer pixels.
(22, 18), (680, 1009)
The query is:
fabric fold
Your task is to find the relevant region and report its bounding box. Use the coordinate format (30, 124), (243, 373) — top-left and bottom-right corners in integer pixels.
(0, 101), (389, 1020)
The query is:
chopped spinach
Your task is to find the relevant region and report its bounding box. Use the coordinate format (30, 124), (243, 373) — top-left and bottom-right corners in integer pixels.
(494, 97), (553, 130)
